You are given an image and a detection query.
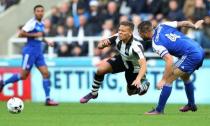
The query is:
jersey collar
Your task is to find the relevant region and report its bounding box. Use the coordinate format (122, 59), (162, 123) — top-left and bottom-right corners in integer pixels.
(33, 17), (43, 24)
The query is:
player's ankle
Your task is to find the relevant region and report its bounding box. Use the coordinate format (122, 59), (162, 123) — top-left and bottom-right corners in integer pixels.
(155, 107), (163, 113)
(91, 92), (98, 96)
(46, 97), (51, 101)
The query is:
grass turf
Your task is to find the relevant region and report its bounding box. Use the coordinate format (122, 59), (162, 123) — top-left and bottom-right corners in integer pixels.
(0, 102), (210, 126)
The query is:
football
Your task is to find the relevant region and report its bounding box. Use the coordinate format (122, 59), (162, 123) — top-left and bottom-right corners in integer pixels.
(7, 97), (24, 114)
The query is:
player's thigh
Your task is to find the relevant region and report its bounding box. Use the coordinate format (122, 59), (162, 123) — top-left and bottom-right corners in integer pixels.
(21, 52), (35, 71)
(164, 66), (184, 84)
(169, 67), (186, 83)
(96, 61), (113, 75)
(104, 55), (126, 74)
(173, 67), (186, 77)
(35, 53), (47, 68)
(35, 54), (49, 77)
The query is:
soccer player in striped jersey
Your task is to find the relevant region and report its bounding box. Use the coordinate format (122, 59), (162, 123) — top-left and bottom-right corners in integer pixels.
(80, 21), (150, 103)
(138, 20), (204, 115)
(0, 5), (58, 106)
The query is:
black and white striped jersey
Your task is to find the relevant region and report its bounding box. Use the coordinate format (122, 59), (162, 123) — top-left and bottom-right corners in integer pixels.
(108, 34), (145, 73)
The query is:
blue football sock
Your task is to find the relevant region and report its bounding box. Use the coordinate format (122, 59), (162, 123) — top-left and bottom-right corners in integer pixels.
(43, 79), (51, 100)
(4, 74), (21, 85)
(184, 81), (195, 106)
(156, 84), (172, 112)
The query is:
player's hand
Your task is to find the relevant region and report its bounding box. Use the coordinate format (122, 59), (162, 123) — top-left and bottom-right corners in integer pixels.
(194, 20), (204, 29)
(98, 39), (111, 49)
(46, 40), (54, 47)
(157, 79), (166, 90)
(132, 79), (141, 88)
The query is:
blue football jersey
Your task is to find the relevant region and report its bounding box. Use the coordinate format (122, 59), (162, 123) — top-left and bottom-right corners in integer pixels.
(152, 21), (202, 58)
(21, 18), (46, 70)
(22, 17), (44, 49)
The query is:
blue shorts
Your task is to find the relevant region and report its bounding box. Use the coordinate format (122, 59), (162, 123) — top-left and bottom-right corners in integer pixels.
(175, 50), (205, 74)
(21, 47), (46, 71)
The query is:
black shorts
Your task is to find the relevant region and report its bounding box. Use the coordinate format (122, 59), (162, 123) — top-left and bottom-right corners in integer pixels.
(107, 55), (146, 86)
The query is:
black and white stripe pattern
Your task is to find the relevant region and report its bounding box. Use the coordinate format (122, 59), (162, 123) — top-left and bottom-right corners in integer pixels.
(108, 34), (145, 73)
(91, 75), (104, 95)
(91, 79), (101, 93)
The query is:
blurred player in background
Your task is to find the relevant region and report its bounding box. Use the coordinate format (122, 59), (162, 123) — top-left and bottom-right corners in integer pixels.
(80, 21), (150, 103)
(0, 5), (58, 106)
(138, 20), (204, 115)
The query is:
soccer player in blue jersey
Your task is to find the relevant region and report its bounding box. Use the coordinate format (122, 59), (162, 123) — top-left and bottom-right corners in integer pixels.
(0, 5), (58, 106)
(138, 20), (205, 115)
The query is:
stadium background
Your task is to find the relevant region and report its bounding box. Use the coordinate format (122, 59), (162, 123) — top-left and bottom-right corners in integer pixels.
(0, 1), (210, 126)
(0, 0), (210, 104)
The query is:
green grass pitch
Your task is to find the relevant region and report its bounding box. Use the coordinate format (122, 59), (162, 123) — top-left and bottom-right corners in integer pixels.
(0, 102), (210, 126)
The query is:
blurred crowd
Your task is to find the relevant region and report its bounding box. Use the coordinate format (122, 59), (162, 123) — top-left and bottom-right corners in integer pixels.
(21, 0), (210, 58)
(0, 0), (20, 13)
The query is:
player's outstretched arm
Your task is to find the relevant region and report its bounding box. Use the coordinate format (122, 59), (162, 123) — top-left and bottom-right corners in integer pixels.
(42, 38), (54, 47)
(177, 20), (204, 29)
(132, 58), (147, 88)
(194, 20), (204, 29)
(157, 53), (174, 89)
(162, 54), (174, 80)
(97, 39), (111, 49)
(18, 30), (43, 38)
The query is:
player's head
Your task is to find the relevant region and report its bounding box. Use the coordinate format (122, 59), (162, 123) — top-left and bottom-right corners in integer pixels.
(34, 5), (44, 21)
(118, 21), (134, 43)
(138, 21), (153, 41)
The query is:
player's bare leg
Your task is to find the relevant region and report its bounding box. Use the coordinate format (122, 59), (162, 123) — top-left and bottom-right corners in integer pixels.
(179, 74), (197, 112)
(145, 67), (181, 115)
(80, 61), (113, 103)
(20, 70), (30, 80)
(0, 69), (29, 92)
(38, 66), (58, 106)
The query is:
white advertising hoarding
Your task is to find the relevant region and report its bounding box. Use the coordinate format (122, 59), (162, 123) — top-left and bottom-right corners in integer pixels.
(31, 66), (210, 104)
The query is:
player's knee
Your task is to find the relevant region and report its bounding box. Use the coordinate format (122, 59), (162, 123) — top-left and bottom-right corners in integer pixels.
(127, 91), (134, 96)
(96, 68), (108, 75)
(182, 78), (189, 83)
(165, 72), (178, 83)
(42, 71), (50, 78)
(181, 75), (190, 83)
(127, 86), (138, 96)
(20, 74), (28, 80)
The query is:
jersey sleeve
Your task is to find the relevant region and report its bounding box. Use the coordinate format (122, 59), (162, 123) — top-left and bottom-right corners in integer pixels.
(133, 43), (145, 60)
(152, 42), (169, 58)
(22, 19), (35, 32)
(108, 34), (118, 45)
(161, 21), (178, 28)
